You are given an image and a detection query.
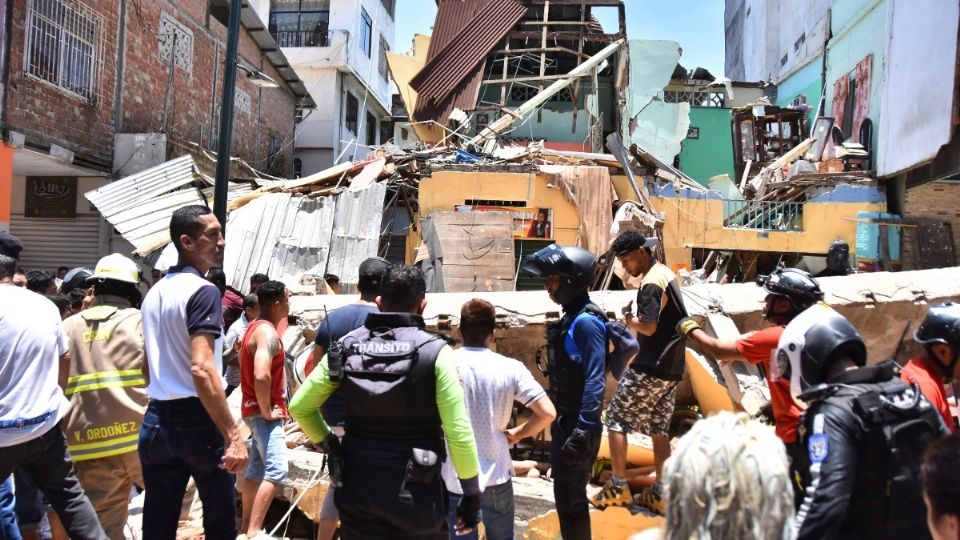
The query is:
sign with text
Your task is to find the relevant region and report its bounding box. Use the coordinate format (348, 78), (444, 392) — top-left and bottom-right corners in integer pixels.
(26, 177), (77, 218)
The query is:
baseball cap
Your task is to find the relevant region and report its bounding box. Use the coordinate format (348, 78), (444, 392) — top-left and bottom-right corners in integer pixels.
(358, 257), (391, 290)
(613, 231), (659, 256)
(0, 231), (23, 259)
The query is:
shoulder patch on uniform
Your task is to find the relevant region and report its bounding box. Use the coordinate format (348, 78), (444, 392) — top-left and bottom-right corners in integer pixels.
(808, 433), (829, 463)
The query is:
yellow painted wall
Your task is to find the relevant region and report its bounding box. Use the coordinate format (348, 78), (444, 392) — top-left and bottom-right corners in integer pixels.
(416, 171), (884, 270)
(414, 171), (581, 253)
(610, 174), (885, 268)
(654, 196), (885, 268)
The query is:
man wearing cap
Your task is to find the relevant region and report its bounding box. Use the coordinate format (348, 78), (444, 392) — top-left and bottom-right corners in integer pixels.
(0, 232), (108, 539)
(61, 253), (149, 539)
(591, 230), (688, 516)
(310, 257), (390, 540)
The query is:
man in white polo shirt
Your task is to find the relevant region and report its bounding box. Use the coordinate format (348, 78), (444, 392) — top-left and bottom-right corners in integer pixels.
(441, 298), (556, 540)
(0, 232), (107, 540)
(139, 205), (248, 540)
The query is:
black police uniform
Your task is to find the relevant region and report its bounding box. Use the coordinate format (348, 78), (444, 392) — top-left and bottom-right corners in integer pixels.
(794, 362), (948, 540)
(333, 312), (456, 539)
(545, 294), (605, 540)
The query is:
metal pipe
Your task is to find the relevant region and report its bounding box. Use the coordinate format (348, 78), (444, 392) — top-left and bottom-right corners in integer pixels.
(213, 0), (242, 232)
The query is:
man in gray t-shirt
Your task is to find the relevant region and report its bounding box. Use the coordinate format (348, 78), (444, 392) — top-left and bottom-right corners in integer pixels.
(442, 299), (556, 540)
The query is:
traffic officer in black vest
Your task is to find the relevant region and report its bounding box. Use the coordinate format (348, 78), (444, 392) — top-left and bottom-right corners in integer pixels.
(289, 265), (481, 539)
(521, 244), (606, 539)
(776, 304), (949, 539)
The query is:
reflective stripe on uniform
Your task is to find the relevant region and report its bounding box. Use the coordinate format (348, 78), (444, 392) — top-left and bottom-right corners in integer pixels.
(67, 434), (139, 461)
(65, 369), (146, 396)
(795, 413), (826, 531)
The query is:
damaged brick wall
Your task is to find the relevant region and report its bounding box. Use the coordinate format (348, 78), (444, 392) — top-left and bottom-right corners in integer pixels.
(903, 180), (960, 269)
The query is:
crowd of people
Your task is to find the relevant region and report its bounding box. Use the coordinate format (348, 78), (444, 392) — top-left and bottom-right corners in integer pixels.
(0, 207), (958, 540)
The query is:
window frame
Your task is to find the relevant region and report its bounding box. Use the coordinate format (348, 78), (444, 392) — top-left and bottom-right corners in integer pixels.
(359, 8), (373, 58)
(378, 34), (390, 81)
(366, 111), (377, 146)
(23, 0), (102, 102)
(345, 92), (359, 134)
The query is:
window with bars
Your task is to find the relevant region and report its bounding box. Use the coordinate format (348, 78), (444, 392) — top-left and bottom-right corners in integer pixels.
(378, 35), (389, 81)
(24, 0), (103, 101)
(269, 0), (330, 47)
(359, 8), (372, 58)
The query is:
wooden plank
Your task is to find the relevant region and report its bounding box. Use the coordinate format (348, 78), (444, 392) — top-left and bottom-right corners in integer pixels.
(443, 277), (515, 293)
(442, 251), (517, 267)
(443, 265), (516, 281)
(739, 159), (752, 192)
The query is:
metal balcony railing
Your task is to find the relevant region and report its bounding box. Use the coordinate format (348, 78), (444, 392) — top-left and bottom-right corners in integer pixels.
(723, 199), (804, 231)
(271, 28), (330, 48)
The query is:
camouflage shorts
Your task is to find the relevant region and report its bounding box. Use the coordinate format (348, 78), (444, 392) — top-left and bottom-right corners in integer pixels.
(604, 369), (678, 437)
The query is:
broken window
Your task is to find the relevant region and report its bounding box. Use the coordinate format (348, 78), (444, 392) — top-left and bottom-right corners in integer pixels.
(359, 8), (373, 58)
(269, 0), (330, 47)
(24, 0), (103, 101)
(345, 92), (358, 134)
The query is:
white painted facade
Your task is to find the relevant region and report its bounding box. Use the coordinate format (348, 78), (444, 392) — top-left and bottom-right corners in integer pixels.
(251, 0), (395, 175)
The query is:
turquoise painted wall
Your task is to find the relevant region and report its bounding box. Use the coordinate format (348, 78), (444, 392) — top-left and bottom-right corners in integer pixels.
(825, 0), (886, 157)
(776, 59), (823, 129)
(679, 107), (736, 185)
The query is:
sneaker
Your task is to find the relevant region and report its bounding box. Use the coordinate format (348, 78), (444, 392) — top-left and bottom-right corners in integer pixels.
(590, 480), (632, 509)
(631, 484), (666, 516)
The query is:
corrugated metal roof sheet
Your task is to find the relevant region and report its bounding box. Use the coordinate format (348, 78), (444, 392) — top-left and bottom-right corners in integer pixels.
(84, 155), (253, 256)
(325, 182), (388, 293)
(222, 193), (338, 293)
(411, 0), (525, 104)
(412, 0), (525, 124)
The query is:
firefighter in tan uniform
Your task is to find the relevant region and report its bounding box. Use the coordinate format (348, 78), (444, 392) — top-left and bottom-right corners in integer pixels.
(62, 254), (148, 540)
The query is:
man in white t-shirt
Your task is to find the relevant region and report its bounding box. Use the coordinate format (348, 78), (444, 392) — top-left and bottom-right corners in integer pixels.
(442, 299), (556, 540)
(0, 233), (107, 540)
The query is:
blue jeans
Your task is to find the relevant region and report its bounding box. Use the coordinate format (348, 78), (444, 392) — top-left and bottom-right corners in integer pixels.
(0, 476), (20, 540)
(138, 398), (237, 540)
(446, 481), (515, 540)
(242, 416), (288, 483)
(12, 472), (44, 534)
(0, 427), (106, 539)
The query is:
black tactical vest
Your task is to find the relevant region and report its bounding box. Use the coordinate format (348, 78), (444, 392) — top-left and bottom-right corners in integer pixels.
(545, 306), (600, 415)
(808, 376), (944, 537)
(338, 313), (447, 452)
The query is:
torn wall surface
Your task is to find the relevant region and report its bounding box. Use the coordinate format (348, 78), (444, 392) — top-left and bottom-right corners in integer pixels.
(622, 40), (691, 166)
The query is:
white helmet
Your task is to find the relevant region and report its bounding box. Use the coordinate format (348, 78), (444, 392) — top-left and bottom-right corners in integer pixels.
(89, 253), (140, 284)
(775, 303), (867, 399)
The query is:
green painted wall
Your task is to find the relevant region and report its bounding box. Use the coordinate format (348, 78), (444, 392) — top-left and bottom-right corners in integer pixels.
(776, 59), (823, 129)
(679, 107), (736, 185)
(825, 0), (886, 157)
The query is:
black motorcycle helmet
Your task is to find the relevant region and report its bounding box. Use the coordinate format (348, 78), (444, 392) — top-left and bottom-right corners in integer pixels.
(520, 244), (596, 306)
(757, 267), (824, 319)
(776, 305), (867, 398)
(914, 302), (960, 378)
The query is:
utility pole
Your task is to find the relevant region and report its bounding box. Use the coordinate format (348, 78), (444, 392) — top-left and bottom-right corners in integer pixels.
(213, 0), (242, 232)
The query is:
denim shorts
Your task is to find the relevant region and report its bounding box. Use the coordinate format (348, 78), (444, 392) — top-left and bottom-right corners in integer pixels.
(243, 416), (288, 483)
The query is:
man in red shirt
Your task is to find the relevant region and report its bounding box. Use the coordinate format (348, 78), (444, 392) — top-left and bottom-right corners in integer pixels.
(239, 280), (290, 539)
(901, 302), (960, 432)
(677, 267), (824, 452)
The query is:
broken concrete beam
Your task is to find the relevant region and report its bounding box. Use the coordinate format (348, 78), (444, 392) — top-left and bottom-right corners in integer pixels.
(702, 313), (769, 416)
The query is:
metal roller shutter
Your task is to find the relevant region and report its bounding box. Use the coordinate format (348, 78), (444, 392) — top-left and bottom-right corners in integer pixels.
(9, 214), (102, 272)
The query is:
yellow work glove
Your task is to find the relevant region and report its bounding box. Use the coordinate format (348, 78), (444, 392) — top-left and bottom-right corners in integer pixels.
(676, 317), (701, 338)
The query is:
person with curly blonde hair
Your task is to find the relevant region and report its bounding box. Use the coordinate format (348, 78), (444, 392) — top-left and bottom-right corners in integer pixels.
(633, 412), (796, 540)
